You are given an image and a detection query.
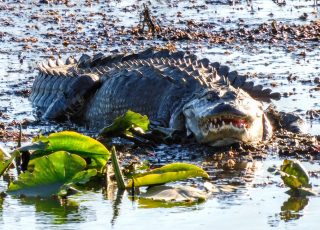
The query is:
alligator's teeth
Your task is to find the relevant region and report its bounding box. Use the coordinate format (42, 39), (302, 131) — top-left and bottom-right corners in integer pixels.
(222, 121), (225, 126)
(213, 118), (217, 123)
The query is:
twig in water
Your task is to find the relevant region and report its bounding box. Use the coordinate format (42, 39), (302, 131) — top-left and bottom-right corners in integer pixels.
(139, 3), (161, 36)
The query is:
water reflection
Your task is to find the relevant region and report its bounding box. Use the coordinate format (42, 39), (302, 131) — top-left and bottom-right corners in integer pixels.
(280, 196), (309, 221)
(137, 197), (201, 209)
(0, 197), (4, 211)
(110, 189), (125, 225)
(19, 197), (83, 225)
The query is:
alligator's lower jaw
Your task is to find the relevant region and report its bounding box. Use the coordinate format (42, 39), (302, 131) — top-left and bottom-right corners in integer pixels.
(208, 138), (241, 147)
(199, 128), (247, 146)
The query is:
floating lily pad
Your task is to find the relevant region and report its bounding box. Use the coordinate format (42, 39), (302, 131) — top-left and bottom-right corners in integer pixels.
(8, 151), (97, 197)
(99, 110), (149, 137)
(32, 131), (110, 171)
(127, 163), (209, 188)
(140, 185), (207, 202)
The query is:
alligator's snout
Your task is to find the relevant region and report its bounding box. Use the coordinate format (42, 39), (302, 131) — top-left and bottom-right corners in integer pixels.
(205, 103), (246, 117)
(183, 87), (267, 146)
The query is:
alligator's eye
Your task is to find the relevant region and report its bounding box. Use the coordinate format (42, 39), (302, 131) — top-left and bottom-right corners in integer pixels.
(205, 92), (220, 101)
(223, 91), (237, 100)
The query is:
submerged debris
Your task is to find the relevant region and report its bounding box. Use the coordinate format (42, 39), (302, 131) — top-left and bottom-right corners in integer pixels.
(306, 109), (320, 120)
(138, 4), (162, 36)
(132, 6), (320, 46)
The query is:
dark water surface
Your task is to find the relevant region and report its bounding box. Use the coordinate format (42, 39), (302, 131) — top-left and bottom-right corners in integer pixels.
(0, 0), (320, 229)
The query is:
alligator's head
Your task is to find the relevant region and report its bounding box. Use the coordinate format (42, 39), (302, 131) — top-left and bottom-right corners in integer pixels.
(181, 86), (271, 146)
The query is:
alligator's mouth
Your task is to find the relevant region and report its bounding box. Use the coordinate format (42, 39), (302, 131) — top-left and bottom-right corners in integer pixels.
(198, 114), (252, 133)
(195, 113), (261, 146)
(182, 90), (265, 146)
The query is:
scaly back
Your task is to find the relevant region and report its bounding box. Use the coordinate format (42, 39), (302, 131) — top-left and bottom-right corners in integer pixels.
(30, 48), (280, 124)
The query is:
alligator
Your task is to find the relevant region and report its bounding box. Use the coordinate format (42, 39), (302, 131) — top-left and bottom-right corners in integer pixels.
(30, 48), (302, 146)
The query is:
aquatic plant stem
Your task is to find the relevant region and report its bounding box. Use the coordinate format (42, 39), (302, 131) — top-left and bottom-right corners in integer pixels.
(111, 146), (126, 190)
(18, 123), (22, 148)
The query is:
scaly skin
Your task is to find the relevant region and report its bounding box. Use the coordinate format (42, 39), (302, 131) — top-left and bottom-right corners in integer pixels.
(30, 48), (282, 146)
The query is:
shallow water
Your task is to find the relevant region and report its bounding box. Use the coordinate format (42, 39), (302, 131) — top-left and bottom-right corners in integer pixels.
(1, 157), (320, 230)
(0, 0), (320, 229)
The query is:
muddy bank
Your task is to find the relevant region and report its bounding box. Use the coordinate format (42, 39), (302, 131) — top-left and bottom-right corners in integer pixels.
(0, 2), (320, 229)
(0, 0), (319, 145)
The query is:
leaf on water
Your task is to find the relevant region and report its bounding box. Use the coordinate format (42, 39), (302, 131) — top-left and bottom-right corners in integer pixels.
(140, 185), (207, 203)
(0, 150), (20, 177)
(99, 110), (149, 137)
(127, 163), (209, 188)
(0, 144), (11, 160)
(68, 169), (97, 185)
(19, 142), (49, 152)
(280, 159), (310, 189)
(8, 151), (97, 197)
(57, 168), (98, 197)
(32, 131), (110, 171)
(0, 143), (53, 177)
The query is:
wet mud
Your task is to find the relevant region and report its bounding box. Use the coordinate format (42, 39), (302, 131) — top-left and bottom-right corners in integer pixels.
(0, 1), (319, 145)
(0, 1), (320, 228)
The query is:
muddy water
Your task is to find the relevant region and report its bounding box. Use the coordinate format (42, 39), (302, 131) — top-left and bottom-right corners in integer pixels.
(0, 0), (320, 229)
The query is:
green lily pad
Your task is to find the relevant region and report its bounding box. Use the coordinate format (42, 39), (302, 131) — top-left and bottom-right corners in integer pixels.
(280, 159), (310, 189)
(32, 131), (110, 171)
(8, 151), (97, 197)
(127, 163), (209, 188)
(99, 110), (149, 137)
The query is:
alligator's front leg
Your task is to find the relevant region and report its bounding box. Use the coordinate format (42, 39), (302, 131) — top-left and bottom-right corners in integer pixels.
(265, 106), (307, 133)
